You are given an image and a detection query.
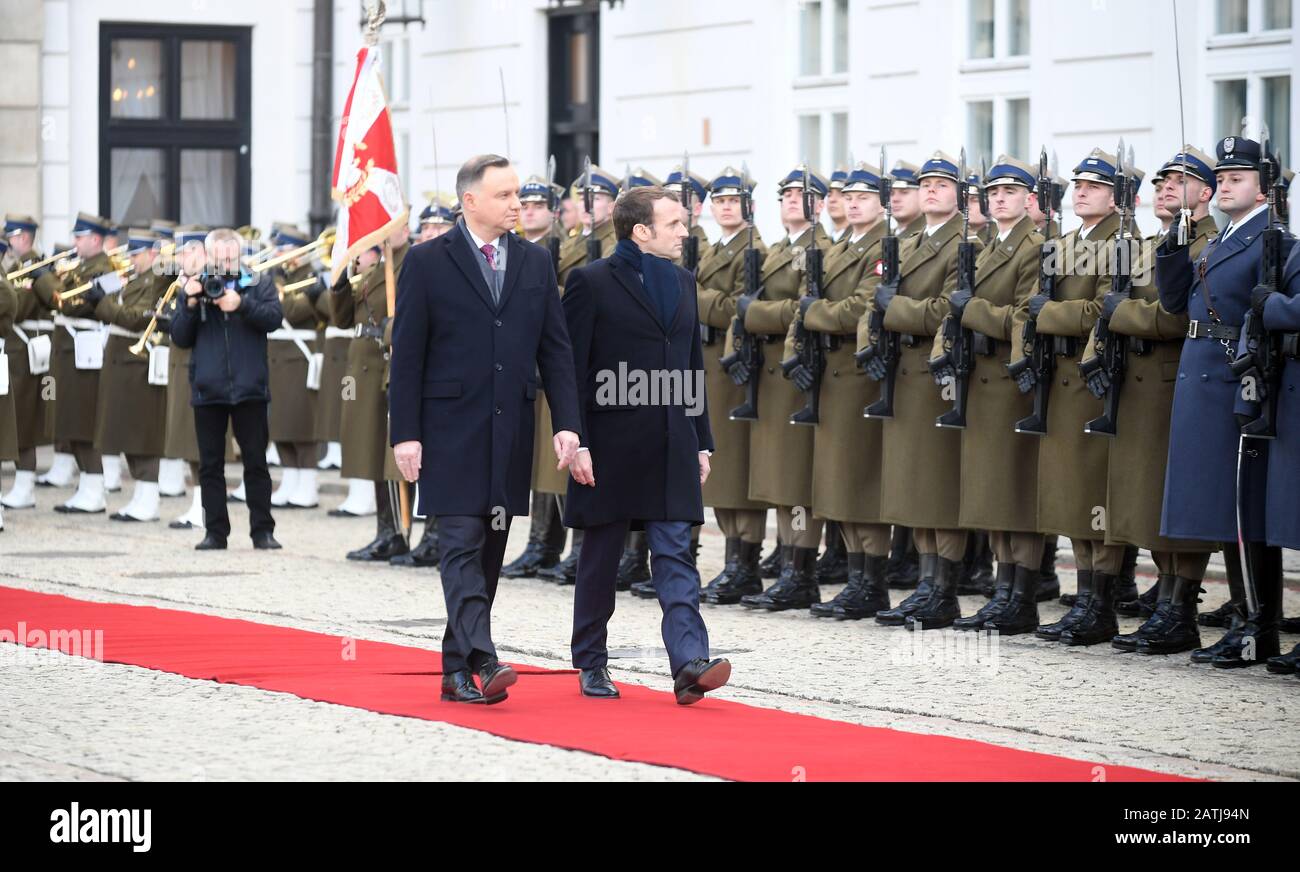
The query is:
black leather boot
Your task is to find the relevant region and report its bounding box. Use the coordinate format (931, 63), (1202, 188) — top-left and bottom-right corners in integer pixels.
(1281, 617), (1300, 634)
(955, 562), (1014, 630)
(538, 528), (582, 585)
(1118, 576), (1162, 618)
(1199, 541), (1247, 627)
(1114, 545), (1140, 604)
(1038, 570), (1093, 641)
(958, 532), (994, 595)
(905, 556), (961, 630)
(1265, 643), (1300, 675)
(704, 540), (763, 605)
(502, 494), (559, 578)
(1061, 571), (1119, 646)
(816, 522), (848, 585)
(701, 538), (741, 600)
(758, 543), (784, 579)
(876, 554), (936, 626)
(741, 546), (820, 611)
(1039, 535), (1062, 602)
(346, 483), (410, 561)
(811, 552), (889, 619)
(983, 564), (1041, 635)
(619, 531), (651, 593)
(1138, 575), (1203, 655)
(1191, 618), (1249, 664)
(1212, 543), (1282, 669)
(390, 518), (440, 567)
(1112, 574), (1174, 652)
(885, 526), (920, 589)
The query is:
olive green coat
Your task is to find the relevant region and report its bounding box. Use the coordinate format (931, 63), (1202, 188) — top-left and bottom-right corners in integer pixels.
(314, 289), (348, 443)
(696, 227), (768, 509)
(955, 215), (1043, 533)
(332, 244), (407, 481)
(4, 273), (53, 449)
(33, 251), (114, 444)
(787, 221), (887, 524)
(532, 220), (616, 494)
(268, 283), (320, 444)
(874, 214), (971, 529)
(1025, 211), (1121, 541)
(738, 226), (832, 508)
(0, 276), (18, 460)
(1091, 216), (1219, 552)
(93, 270), (168, 456)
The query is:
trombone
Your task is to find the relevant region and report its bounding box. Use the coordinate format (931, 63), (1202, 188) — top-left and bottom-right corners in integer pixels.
(5, 243), (130, 281)
(280, 271), (362, 295)
(252, 229), (335, 274)
(129, 278), (183, 357)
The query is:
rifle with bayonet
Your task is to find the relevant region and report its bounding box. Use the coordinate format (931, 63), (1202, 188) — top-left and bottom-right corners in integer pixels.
(1081, 139), (1145, 436)
(545, 154), (562, 268)
(858, 146), (901, 418)
(782, 165), (828, 425)
(583, 156), (602, 264)
(680, 152), (711, 344)
(1008, 147), (1065, 435)
(719, 163), (763, 421)
(1229, 137), (1286, 439)
(934, 149), (979, 429)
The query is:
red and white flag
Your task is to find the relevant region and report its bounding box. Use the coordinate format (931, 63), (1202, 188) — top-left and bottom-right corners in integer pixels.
(330, 45), (408, 283)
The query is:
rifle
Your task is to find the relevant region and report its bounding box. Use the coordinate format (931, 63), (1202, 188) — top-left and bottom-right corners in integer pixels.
(680, 152), (711, 344)
(545, 154), (562, 268)
(583, 156), (602, 264)
(1081, 139), (1145, 436)
(1228, 137), (1286, 439)
(720, 162), (763, 421)
(1009, 147), (1066, 435)
(935, 149), (978, 429)
(860, 145), (901, 419)
(782, 165), (827, 425)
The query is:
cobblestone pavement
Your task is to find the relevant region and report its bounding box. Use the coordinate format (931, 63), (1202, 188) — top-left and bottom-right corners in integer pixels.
(1, 461), (1297, 782)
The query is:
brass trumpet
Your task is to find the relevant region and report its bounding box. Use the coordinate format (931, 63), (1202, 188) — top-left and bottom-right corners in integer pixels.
(253, 229), (335, 274)
(59, 263), (134, 302)
(129, 278), (182, 357)
(280, 272), (362, 295)
(4, 243), (129, 281)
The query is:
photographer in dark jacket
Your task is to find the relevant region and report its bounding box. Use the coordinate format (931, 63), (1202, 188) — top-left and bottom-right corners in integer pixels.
(170, 227), (284, 551)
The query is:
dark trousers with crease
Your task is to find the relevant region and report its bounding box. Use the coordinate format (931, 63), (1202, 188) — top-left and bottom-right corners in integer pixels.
(437, 515), (513, 673)
(572, 519), (709, 677)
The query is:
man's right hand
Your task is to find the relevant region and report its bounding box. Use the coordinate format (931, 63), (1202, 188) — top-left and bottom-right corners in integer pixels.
(184, 276), (203, 307)
(393, 440), (421, 482)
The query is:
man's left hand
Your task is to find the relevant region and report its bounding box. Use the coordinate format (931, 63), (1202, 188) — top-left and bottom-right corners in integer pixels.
(216, 290), (242, 313)
(553, 430), (580, 470)
(698, 452), (711, 485)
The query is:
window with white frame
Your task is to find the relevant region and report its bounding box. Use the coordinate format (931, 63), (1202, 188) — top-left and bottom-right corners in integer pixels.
(965, 97), (1030, 162)
(797, 0), (849, 79)
(380, 35), (410, 109)
(967, 0), (1030, 61)
(797, 110), (849, 173)
(1214, 74), (1291, 165)
(1216, 0), (1291, 34)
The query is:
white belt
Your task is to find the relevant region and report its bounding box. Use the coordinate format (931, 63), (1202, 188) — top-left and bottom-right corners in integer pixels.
(324, 326), (353, 340)
(106, 325), (143, 340)
(18, 319), (54, 332)
(53, 315), (103, 332)
(267, 328), (318, 342)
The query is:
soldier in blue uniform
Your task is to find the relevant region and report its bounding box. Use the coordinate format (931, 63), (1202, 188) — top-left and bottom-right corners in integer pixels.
(1154, 136), (1295, 669)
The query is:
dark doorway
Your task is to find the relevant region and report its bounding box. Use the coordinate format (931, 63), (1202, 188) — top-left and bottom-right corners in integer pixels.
(99, 22), (252, 228)
(546, 2), (601, 190)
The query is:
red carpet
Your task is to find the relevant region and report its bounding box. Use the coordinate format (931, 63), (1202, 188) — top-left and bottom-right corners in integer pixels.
(0, 586), (1192, 781)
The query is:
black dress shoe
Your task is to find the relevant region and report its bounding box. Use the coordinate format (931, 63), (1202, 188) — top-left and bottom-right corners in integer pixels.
(1265, 643), (1300, 674)
(578, 666), (620, 698)
(252, 531), (282, 550)
(168, 519), (196, 529)
(54, 504), (105, 514)
(477, 661), (517, 703)
(440, 670), (485, 703)
(1197, 599), (1243, 628)
(673, 657), (731, 706)
(630, 578), (658, 599)
(195, 533), (227, 550)
(346, 532), (409, 561)
(1280, 616), (1300, 634)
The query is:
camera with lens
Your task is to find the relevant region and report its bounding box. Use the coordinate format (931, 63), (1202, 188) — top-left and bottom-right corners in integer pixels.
(202, 270), (239, 299)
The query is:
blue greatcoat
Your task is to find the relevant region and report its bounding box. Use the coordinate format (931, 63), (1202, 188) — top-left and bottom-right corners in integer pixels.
(1154, 207), (1293, 543)
(1260, 244), (1300, 548)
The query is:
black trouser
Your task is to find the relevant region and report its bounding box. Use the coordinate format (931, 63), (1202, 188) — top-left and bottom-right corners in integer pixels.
(436, 515), (513, 673)
(194, 401), (273, 540)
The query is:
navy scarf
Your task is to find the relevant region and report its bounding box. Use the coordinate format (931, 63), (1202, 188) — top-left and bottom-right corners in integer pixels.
(613, 237), (678, 329)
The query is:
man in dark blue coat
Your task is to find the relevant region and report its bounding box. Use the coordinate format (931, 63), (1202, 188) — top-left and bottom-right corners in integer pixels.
(562, 185), (729, 705)
(1155, 136), (1295, 669)
(389, 155), (582, 705)
(169, 227), (283, 551)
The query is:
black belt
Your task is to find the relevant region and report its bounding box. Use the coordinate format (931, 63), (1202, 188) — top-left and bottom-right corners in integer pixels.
(1186, 320), (1240, 341)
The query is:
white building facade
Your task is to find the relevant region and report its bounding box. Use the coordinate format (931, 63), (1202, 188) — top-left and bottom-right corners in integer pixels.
(3, 0), (1295, 246)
